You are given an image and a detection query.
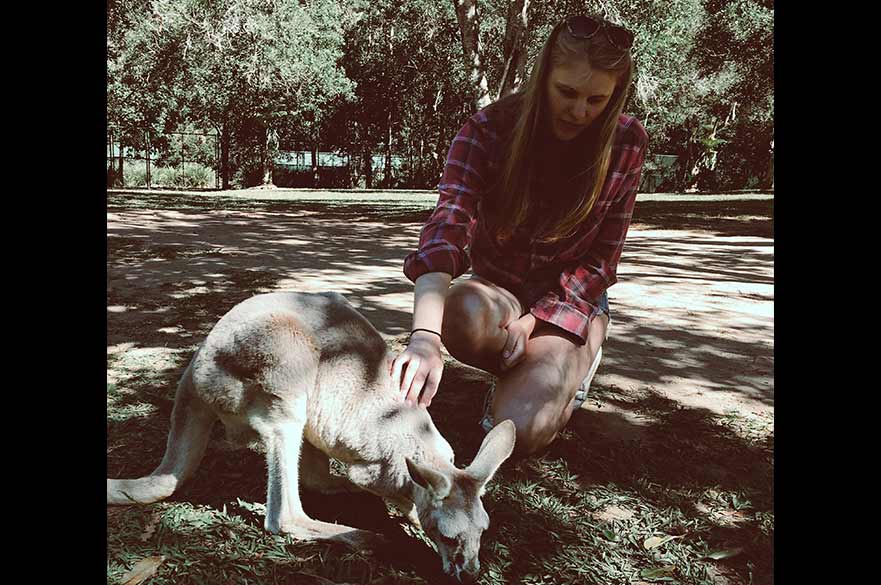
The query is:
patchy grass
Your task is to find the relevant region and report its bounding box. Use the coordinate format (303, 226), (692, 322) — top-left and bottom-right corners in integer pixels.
(107, 190), (773, 585)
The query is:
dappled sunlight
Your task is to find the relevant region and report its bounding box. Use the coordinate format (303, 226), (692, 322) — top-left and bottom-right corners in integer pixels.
(360, 292), (414, 314)
(263, 237), (314, 246)
(107, 193), (774, 585)
(108, 401), (160, 422)
(169, 286), (213, 299)
(108, 196), (774, 427)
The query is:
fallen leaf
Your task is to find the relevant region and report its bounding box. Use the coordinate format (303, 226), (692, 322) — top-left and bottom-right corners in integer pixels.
(593, 504), (635, 522)
(640, 565), (677, 580)
(140, 512), (161, 542)
(120, 556), (165, 585)
(703, 547), (744, 560)
(643, 535), (683, 549)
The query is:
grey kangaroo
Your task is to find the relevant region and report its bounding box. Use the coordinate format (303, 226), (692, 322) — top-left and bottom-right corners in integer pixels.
(107, 291), (515, 581)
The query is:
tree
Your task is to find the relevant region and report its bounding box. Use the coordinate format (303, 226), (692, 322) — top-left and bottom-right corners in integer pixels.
(106, 0), (773, 191)
(451, 0), (492, 111)
(497, 0), (531, 99)
(179, 0), (354, 187)
(107, 0), (354, 189)
(690, 0), (774, 189)
(107, 0), (189, 185)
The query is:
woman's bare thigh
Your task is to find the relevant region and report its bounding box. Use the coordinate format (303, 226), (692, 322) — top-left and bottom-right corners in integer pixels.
(441, 275), (526, 373)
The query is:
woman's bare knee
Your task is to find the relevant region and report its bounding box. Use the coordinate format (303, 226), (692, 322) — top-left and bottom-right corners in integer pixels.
(442, 282), (508, 362)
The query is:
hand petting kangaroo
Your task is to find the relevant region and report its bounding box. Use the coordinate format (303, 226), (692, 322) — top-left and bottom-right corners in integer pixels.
(107, 291), (515, 582)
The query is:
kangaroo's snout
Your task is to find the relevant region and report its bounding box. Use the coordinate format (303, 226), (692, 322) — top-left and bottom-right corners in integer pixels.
(442, 554), (479, 584)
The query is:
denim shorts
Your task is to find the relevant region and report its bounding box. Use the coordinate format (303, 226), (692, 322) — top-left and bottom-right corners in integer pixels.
(597, 290), (610, 319)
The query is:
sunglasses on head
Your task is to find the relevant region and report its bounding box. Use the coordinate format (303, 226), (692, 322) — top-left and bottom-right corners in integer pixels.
(564, 15), (634, 52)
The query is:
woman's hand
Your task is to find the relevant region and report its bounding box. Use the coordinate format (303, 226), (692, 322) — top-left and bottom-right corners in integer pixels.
(391, 330), (444, 407)
(500, 313), (536, 371)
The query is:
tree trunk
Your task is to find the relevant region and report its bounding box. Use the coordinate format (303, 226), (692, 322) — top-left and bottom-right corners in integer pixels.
(312, 138), (320, 187)
(362, 123), (373, 189)
(498, 0), (530, 99)
(108, 129), (114, 187)
(676, 134), (696, 192)
(384, 111), (393, 187)
(118, 137), (125, 187)
(262, 125), (277, 187)
(221, 122), (231, 190)
(214, 132), (220, 189)
(363, 145), (373, 189)
(451, 0), (491, 111)
(145, 130), (152, 189)
(418, 137), (425, 186)
(763, 139), (774, 190)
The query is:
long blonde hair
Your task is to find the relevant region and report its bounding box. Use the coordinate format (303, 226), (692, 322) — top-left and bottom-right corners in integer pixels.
(486, 16), (634, 243)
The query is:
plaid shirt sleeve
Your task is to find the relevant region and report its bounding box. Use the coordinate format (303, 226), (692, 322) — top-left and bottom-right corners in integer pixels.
(403, 114), (490, 282)
(531, 120), (648, 343)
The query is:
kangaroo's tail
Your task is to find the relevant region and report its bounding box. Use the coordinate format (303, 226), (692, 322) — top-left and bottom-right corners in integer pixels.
(108, 363), (216, 505)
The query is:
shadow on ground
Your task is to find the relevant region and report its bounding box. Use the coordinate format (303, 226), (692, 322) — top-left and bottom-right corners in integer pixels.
(107, 191), (773, 584)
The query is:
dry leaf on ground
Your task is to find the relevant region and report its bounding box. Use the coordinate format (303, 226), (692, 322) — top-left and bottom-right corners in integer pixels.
(120, 556), (165, 585)
(703, 547), (744, 560)
(640, 565), (677, 578)
(140, 511), (161, 542)
(643, 535), (683, 549)
(593, 505), (635, 522)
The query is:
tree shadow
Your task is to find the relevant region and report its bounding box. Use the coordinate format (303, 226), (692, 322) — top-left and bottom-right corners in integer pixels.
(107, 192), (773, 584)
(632, 198), (773, 238)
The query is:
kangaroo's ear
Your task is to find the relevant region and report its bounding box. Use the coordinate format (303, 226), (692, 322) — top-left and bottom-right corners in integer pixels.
(406, 457), (452, 500)
(466, 419), (516, 489)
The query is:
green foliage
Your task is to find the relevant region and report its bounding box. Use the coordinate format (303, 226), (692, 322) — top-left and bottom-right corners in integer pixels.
(107, 0), (773, 192)
(122, 161), (216, 189)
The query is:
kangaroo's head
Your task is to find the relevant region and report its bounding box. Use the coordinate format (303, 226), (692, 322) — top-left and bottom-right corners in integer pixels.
(406, 420), (516, 583)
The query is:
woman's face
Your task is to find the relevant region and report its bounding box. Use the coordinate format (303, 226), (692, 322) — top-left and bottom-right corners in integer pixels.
(545, 59), (618, 141)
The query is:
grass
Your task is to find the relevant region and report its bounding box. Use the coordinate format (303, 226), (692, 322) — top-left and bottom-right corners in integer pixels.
(107, 402), (772, 584)
(107, 190), (773, 585)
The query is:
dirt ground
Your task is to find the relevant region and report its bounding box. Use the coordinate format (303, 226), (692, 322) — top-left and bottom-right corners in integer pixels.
(107, 191), (773, 450)
(107, 193), (774, 585)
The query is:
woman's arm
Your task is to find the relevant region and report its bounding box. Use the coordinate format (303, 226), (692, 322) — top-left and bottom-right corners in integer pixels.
(396, 113), (494, 407)
(391, 272), (452, 407)
(411, 272), (452, 335)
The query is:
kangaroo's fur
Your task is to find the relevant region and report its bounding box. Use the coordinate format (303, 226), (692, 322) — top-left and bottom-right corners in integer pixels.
(107, 291), (515, 580)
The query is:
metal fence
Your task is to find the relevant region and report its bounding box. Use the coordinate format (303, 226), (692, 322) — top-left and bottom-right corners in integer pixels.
(107, 128), (220, 189)
(107, 126), (694, 193)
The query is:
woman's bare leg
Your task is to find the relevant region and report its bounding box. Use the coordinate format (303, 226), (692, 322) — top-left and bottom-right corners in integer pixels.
(490, 316), (608, 457)
(440, 277), (523, 374)
(441, 277), (611, 456)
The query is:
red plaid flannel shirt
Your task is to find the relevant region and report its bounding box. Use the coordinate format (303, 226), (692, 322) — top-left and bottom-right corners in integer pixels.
(403, 105), (648, 343)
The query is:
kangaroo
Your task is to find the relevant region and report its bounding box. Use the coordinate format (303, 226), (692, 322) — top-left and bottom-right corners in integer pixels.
(107, 291), (515, 582)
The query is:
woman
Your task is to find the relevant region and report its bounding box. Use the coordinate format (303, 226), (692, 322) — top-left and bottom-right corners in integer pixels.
(392, 14), (648, 457)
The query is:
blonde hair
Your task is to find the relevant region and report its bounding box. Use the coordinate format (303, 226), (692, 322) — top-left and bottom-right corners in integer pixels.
(486, 17), (634, 243)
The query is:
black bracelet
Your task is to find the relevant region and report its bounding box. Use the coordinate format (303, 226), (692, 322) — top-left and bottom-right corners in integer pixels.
(409, 328), (441, 342)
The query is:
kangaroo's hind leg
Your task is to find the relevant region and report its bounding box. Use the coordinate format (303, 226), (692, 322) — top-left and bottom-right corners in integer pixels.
(107, 363), (217, 505)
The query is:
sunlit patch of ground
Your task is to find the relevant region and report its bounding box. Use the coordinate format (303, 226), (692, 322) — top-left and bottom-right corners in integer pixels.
(107, 190), (773, 585)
